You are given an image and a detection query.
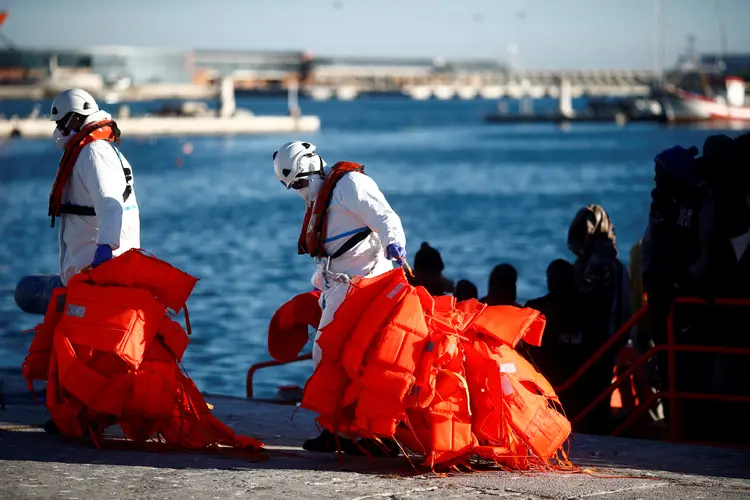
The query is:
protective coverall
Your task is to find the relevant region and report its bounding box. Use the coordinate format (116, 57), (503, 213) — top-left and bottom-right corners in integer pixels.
(57, 110), (140, 285)
(306, 170), (405, 368)
(14, 110), (141, 315)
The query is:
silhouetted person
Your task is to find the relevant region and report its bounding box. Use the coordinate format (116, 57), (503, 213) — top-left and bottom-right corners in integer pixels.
(526, 260), (581, 350)
(524, 260), (584, 397)
(408, 242), (454, 296)
(643, 136), (745, 442)
(454, 279), (478, 301)
(703, 132), (750, 444)
(480, 263), (520, 307)
(567, 204), (631, 434)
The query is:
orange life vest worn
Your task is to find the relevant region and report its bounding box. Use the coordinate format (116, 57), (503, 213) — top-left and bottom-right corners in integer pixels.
(297, 161), (367, 258)
(48, 120), (129, 227)
(24, 248), (263, 452)
(294, 267), (572, 470)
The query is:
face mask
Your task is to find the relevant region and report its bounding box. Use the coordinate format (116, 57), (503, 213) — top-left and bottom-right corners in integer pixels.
(295, 186), (310, 202)
(53, 128), (69, 151)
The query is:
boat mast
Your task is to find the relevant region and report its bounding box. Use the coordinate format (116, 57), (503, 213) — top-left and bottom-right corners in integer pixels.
(714, 0), (728, 74)
(653, 0), (665, 88)
(0, 11), (15, 51)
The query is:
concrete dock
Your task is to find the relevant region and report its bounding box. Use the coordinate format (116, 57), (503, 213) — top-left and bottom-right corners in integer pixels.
(0, 115), (321, 138)
(1, 370), (749, 500)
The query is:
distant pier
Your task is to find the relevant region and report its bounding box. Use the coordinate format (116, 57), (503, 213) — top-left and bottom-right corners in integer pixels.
(0, 78), (321, 138)
(0, 115), (321, 138)
(297, 68), (655, 101)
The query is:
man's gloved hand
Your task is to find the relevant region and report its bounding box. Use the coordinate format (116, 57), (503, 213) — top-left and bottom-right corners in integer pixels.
(654, 145), (699, 182)
(386, 243), (406, 264)
(92, 244), (113, 268)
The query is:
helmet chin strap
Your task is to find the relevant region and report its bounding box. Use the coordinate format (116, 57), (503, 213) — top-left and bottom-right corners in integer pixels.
(316, 155), (327, 176)
(301, 152), (325, 178)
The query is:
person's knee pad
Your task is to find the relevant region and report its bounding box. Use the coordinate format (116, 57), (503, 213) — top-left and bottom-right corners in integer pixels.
(14, 275), (64, 315)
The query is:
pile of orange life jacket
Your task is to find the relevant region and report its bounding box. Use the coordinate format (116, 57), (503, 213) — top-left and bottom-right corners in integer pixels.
(22, 249), (262, 451)
(282, 268), (570, 469)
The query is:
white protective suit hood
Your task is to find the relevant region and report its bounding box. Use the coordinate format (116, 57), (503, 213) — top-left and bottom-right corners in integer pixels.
(54, 110), (113, 150)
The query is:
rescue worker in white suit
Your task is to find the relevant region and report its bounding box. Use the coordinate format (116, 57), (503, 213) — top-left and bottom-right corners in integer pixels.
(273, 141), (406, 455)
(14, 88), (140, 316)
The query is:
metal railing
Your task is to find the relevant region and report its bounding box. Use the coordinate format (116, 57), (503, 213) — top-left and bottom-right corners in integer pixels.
(554, 303), (649, 393)
(247, 297), (750, 447)
(245, 353), (312, 399)
(555, 297), (750, 445)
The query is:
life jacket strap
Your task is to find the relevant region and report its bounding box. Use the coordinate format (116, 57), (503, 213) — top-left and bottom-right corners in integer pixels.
(60, 144), (133, 217)
(330, 228), (372, 259)
(59, 203), (96, 216)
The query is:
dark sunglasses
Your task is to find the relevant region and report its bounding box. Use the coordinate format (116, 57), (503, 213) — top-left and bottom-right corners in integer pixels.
(274, 150), (320, 190)
(281, 178), (310, 190)
(55, 113), (76, 134)
(278, 168), (318, 190)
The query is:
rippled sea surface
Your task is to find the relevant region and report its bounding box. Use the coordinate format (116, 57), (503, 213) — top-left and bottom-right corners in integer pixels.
(0, 96), (741, 396)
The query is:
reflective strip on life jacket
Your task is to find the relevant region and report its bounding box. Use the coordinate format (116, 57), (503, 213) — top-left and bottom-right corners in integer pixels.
(324, 226), (369, 243)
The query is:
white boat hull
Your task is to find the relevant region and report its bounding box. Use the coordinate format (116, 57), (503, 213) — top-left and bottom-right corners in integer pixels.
(662, 90), (750, 122)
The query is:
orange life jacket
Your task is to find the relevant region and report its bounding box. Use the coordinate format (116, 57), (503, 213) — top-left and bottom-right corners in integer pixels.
(25, 248), (263, 451)
(84, 249), (198, 313)
(464, 341), (570, 466)
(22, 287), (66, 384)
(294, 267), (572, 469)
(48, 120), (131, 227)
(297, 161), (368, 258)
(300, 269), (412, 431)
(471, 305), (546, 348)
(267, 290), (321, 362)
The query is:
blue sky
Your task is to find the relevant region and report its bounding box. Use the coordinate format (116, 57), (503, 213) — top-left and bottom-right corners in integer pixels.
(2, 0), (749, 70)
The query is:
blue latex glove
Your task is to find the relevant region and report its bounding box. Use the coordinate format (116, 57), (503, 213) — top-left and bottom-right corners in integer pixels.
(386, 243), (406, 264)
(92, 244), (113, 268)
(654, 145), (699, 182)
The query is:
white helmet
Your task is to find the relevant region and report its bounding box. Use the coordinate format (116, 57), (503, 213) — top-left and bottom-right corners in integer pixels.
(273, 141), (326, 189)
(49, 88), (99, 122)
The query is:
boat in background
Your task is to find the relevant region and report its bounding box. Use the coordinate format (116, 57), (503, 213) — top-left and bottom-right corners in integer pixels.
(660, 73), (750, 123)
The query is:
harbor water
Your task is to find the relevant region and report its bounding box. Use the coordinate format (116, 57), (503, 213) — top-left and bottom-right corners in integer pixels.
(0, 96), (741, 397)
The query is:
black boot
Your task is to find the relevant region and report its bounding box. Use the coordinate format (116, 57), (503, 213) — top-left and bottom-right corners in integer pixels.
(43, 419), (60, 434)
(303, 429), (356, 453)
(345, 437), (401, 457)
